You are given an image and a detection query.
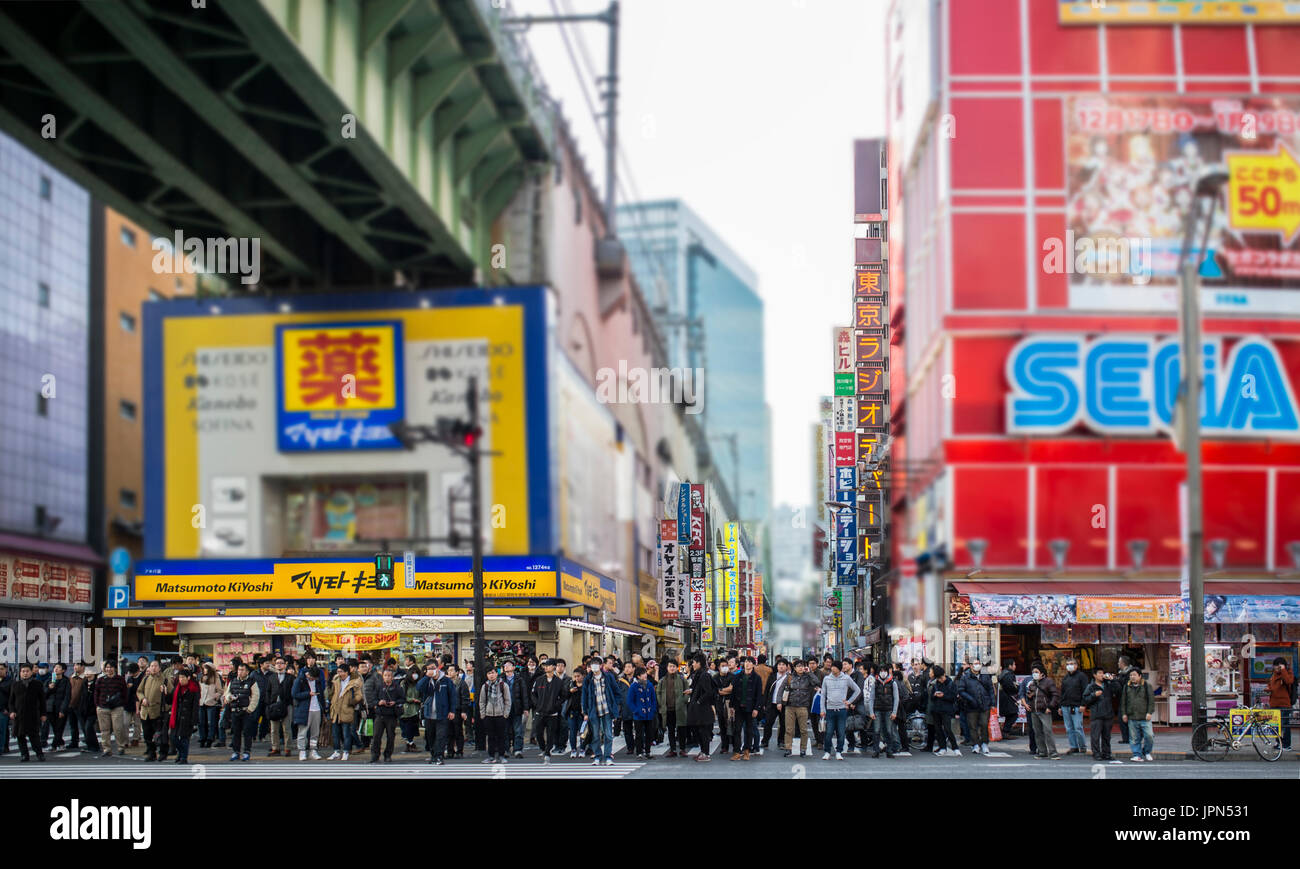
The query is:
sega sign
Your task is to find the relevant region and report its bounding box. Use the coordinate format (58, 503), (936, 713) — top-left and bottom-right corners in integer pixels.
(1005, 335), (1300, 438)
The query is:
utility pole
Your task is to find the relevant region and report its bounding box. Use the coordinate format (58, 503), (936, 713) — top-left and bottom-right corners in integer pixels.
(1178, 171), (1227, 731)
(468, 376), (486, 705)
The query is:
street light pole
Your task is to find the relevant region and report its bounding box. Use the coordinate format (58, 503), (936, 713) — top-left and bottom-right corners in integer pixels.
(1178, 171), (1226, 731)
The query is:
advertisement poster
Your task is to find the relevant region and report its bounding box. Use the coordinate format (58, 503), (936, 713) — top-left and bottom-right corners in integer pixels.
(1065, 96), (1300, 314)
(659, 520), (680, 621)
(969, 594), (1077, 624)
(1075, 596), (1188, 624)
(1205, 594), (1300, 623)
(1060, 1), (1300, 25)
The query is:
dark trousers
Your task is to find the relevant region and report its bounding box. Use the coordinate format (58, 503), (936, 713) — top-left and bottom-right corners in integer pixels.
(621, 717), (635, 754)
(809, 710), (822, 743)
(371, 715), (398, 760)
(199, 706), (219, 745)
(400, 717), (420, 742)
(483, 716), (507, 758)
(933, 712), (957, 750)
(424, 717), (449, 759)
(1090, 715), (1114, 759)
(761, 705), (782, 747)
(449, 715), (465, 755)
(63, 710), (82, 748)
(732, 710), (759, 751)
(172, 730), (191, 763)
(665, 711), (683, 751)
(16, 731), (42, 759)
(142, 717), (167, 759)
(633, 719), (653, 755)
(716, 708), (731, 752)
(230, 711), (255, 754)
(695, 723), (712, 756)
(533, 713), (562, 756)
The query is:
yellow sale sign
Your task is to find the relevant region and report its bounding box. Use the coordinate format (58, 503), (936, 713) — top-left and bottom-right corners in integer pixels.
(1227, 144), (1300, 243)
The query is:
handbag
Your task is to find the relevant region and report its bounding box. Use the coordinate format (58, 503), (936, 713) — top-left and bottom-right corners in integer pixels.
(846, 713), (867, 732)
(267, 700), (287, 721)
(988, 707), (1003, 741)
(361, 716), (373, 737)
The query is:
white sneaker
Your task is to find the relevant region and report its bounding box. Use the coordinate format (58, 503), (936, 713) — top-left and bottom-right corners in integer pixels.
(897, 751), (912, 757)
(952, 748), (962, 756)
(982, 745), (991, 756)
(328, 751), (341, 760)
(310, 750), (322, 760)
(603, 758), (614, 766)
(1129, 755), (1143, 762)
(341, 751), (349, 761)
(822, 752), (831, 760)
(757, 747), (764, 756)
(1144, 753), (1154, 762)
(592, 758), (601, 765)
(299, 750), (307, 761)
(835, 751), (844, 760)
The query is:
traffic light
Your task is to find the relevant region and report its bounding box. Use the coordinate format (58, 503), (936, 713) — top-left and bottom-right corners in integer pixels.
(374, 552), (395, 590)
(434, 416), (482, 448)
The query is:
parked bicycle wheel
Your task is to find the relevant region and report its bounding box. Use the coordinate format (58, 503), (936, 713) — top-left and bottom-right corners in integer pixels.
(1251, 724), (1283, 761)
(1191, 722), (1229, 762)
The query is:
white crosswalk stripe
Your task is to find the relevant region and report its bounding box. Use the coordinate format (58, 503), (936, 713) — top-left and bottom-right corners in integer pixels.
(0, 762), (643, 779)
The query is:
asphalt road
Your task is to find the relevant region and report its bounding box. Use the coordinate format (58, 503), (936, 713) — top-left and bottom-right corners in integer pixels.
(3, 739), (1294, 779)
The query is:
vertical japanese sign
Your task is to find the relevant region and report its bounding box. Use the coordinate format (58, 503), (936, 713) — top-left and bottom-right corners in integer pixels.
(724, 522), (740, 626)
(754, 572), (763, 639)
(677, 483), (691, 545)
(688, 484), (706, 623)
(659, 519), (680, 621)
(703, 552), (714, 642)
(834, 326), (854, 396)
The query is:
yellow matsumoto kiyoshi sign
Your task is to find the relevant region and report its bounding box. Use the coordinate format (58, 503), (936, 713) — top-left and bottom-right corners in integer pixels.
(135, 563), (557, 601)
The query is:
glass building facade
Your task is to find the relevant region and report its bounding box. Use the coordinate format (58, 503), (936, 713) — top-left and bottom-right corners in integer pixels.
(617, 200), (771, 528)
(0, 129), (91, 543)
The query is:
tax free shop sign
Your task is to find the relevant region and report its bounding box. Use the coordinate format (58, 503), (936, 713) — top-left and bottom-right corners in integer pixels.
(1005, 334), (1300, 438)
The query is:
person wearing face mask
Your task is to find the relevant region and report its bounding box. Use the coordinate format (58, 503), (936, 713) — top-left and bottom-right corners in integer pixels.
(866, 663), (900, 758)
(1058, 658), (1090, 756)
(957, 660), (993, 756)
(477, 666), (511, 763)
(1025, 663), (1061, 760)
(582, 658), (621, 765)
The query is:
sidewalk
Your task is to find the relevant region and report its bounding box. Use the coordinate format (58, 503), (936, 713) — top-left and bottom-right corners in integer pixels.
(996, 723), (1298, 761)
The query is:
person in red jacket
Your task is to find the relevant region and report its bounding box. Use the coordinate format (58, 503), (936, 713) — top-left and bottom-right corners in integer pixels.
(1267, 658), (1295, 751)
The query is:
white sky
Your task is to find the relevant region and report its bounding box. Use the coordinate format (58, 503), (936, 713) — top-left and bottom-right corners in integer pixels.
(512, 0), (888, 508)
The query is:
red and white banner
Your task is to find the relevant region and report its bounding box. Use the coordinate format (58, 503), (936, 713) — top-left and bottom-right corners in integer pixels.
(0, 553), (94, 612)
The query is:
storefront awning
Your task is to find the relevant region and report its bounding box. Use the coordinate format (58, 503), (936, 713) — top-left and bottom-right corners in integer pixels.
(953, 580), (1298, 596)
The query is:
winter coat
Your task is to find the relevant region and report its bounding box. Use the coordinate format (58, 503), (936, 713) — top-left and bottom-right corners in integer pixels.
(328, 675), (363, 724)
(504, 673), (532, 714)
(927, 676), (959, 715)
(168, 681), (200, 735)
(617, 675), (634, 719)
(1120, 679), (1156, 721)
(530, 674), (566, 716)
(416, 674), (459, 720)
(45, 675), (69, 716)
(93, 674), (129, 710)
(478, 678), (512, 718)
(582, 671), (622, 719)
(0, 674), (10, 718)
(138, 673), (167, 720)
(685, 668), (715, 727)
(1082, 680), (1117, 718)
(1059, 670), (1090, 707)
(7, 675), (45, 735)
(373, 681), (406, 718)
(957, 672), (992, 712)
(867, 676), (900, 717)
(402, 679), (422, 719)
(263, 671), (295, 715)
(656, 672), (689, 721)
(224, 676), (260, 715)
(199, 677), (223, 707)
(728, 671), (765, 712)
(1267, 667), (1295, 708)
(626, 680), (659, 721)
(292, 670), (328, 726)
(782, 673), (816, 708)
(1026, 676), (1061, 715)
(454, 677), (472, 716)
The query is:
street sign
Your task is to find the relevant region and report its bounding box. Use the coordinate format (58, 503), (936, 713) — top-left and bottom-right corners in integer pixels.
(403, 550), (415, 589)
(1226, 143), (1300, 243)
(111, 618), (126, 628)
(107, 586), (129, 609)
(109, 547), (131, 576)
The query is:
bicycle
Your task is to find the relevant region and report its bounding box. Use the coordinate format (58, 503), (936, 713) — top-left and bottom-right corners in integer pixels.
(1191, 707), (1283, 762)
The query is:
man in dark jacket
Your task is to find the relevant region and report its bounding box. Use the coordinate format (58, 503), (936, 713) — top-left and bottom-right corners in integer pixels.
(927, 666), (960, 756)
(0, 663), (11, 754)
(1120, 667), (1156, 762)
(416, 661), (459, 765)
(502, 660), (530, 759)
(761, 659), (790, 753)
(1025, 663), (1061, 760)
(77, 669), (100, 753)
(997, 660), (1020, 741)
(1082, 667), (1117, 761)
(1115, 655), (1138, 746)
(369, 667), (405, 764)
(727, 657), (764, 761)
(867, 664), (901, 758)
(263, 655), (294, 757)
(957, 662), (993, 756)
(446, 664), (472, 758)
(684, 655), (715, 762)
(94, 661), (130, 757)
(530, 659), (566, 764)
(7, 663), (46, 761)
(1058, 658), (1090, 756)
(46, 662), (71, 750)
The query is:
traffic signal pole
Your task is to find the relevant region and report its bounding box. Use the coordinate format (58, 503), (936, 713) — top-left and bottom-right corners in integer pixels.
(468, 377), (486, 706)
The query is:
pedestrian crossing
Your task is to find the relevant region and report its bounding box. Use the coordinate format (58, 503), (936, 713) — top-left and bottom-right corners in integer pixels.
(0, 760), (645, 779)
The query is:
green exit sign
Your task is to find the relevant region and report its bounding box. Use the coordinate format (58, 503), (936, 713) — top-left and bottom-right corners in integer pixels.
(834, 372), (854, 396)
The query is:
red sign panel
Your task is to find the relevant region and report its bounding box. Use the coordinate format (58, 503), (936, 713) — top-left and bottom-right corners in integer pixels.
(835, 432), (856, 466)
(855, 237), (883, 265)
(856, 365), (887, 396)
(854, 269), (884, 297)
(857, 398), (888, 429)
(855, 302), (886, 330)
(856, 331), (886, 364)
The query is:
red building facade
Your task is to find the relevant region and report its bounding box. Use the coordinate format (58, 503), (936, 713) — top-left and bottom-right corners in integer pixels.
(886, 0), (1300, 714)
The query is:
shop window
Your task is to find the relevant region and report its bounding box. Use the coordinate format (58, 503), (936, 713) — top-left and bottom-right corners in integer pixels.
(277, 475), (426, 554)
(949, 627), (998, 668)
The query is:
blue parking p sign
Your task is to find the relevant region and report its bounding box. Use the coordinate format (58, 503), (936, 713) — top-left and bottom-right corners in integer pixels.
(108, 586), (129, 609)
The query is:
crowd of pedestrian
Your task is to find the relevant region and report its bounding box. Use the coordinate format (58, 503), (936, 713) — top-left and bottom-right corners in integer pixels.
(2, 649), (1292, 764)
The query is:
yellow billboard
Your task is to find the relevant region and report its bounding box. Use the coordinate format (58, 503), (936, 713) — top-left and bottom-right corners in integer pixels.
(1060, 1), (1300, 24)
(724, 522), (739, 627)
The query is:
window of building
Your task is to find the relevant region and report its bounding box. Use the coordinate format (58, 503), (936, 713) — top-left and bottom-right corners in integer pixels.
(119, 399), (137, 421)
(119, 489), (138, 510)
(119, 226), (136, 248)
(37, 392), (49, 417)
(119, 312), (136, 333)
(38, 282), (50, 308)
(35, 505), (47, 530)
(39, 175), (51, 200)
